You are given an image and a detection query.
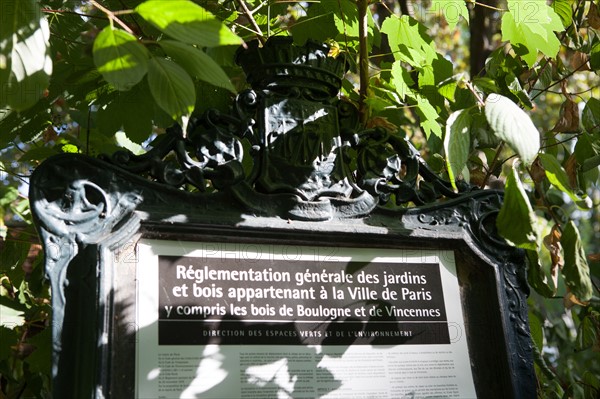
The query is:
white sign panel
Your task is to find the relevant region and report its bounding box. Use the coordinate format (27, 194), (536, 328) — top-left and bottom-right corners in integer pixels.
(136, 240), (476, 398)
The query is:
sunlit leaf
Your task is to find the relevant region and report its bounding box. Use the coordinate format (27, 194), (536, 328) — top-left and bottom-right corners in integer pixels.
(136, 0), (241, 47)
(415, 94), (442, 138)
(93, 26), (149, 91)
(497, 165), (539, 250)
(0, 304), (25, 327)
(444, 109), (471, 190)
(561, 221), (593, 302)
(391, 61), (414, 99)
(159, 40), (235, 93)
(381, 16), (437, 66)
(0, 0), (52, 110)
(429, 0), (470, 30)
(501, 0), (564, 66)
(552, 0), (573, 28)
(147, 57), (195, 123)
(485, 94), (540, 165)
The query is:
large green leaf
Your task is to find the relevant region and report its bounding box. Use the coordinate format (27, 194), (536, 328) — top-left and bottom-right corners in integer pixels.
(381, 16), (437, 66)
(561, 221), (593, 302)
(147, 57), (195, 123)
(0, 0), (52, 110)
(497, 165), (539, 250)
(159, 40), (235, 93)
(92, 26), (149, 91)
(484, 94), (540, 165)
(444, 109), (471, 190)
(136, 0), (242, 47)
(501, 0), (564, 66)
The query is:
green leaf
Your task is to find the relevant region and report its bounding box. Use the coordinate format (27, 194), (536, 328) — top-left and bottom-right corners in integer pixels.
(147, 57), (195, 123)
(444, 109), (471, 190)
(438, 79), (458, 102)
(526, 249), (557, 297)
(497, 165), (539, 250)
(484, 94), (540, 165)
(0, 0), (52, 110)
(528, 310), (544, 349)
(391, 60), (414, 99)
(591, 40), (600, 71)
(501, 0), (564, 67)
(114, 132), (144, 155)
(92, 26), (149, 91)
(504, 73), (533, 108)
(539, 153), (591, 209)
(562, 222), (593, 301)
(582, 155), (600, 173)
(135, 0), (241, 47)
(415, 94), (442, 138)
(97, 83), (155, 143)
(381, 16), (437, 66)
(582, 97), (600, 133)
(583, 371), (600, 399)
(576, 311), (598, 351)
(159, 40), (235, 93)
(429, 0), (470, 30)
(0, 304), (25, 328)
(290, 8), (337, 44)
(552, 0), (573, 28)
(26, 346), (52, 380)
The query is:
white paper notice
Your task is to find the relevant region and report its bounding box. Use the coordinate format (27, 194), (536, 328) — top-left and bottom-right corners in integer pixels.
(136, 240), (477, 399)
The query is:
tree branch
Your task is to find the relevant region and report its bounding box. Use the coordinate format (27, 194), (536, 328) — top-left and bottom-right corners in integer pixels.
(237, 0), (266, 44)
(89, 0), (135, 35)
(358, 0), (369, 125)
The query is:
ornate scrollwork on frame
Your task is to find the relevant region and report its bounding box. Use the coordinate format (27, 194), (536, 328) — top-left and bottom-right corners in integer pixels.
(29, 36), (535, 399)
(30, 157), (142, 379)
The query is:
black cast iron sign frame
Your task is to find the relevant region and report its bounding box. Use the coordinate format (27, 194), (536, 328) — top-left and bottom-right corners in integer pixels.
(30, 37), (535, 398)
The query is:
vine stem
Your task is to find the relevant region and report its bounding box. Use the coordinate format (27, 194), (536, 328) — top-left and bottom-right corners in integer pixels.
(480, 141), (504, 189)
(237, 0), (265, 44)
(41, 8), (107, 20)
(358, 0), (369, 125)
(464, 80), (485, 107)
(473, 1), (507, 12)
(89, 0), (134, 35)
(531, 60), (590, 102)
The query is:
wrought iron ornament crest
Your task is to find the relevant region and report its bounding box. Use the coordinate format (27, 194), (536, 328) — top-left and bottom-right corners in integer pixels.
(29, 37), (535, 398)
(99, 37), (471, 221)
